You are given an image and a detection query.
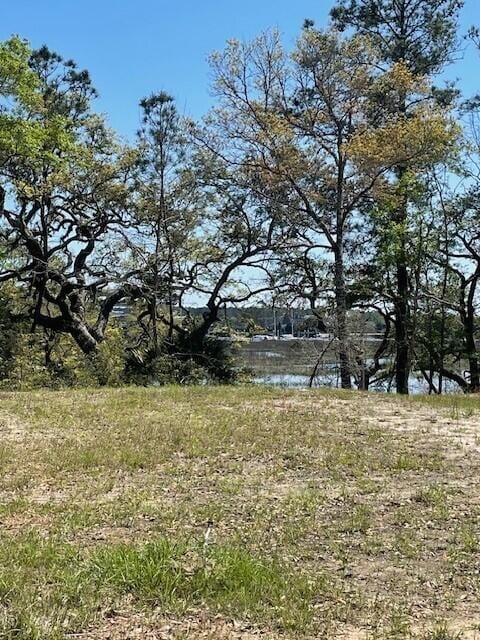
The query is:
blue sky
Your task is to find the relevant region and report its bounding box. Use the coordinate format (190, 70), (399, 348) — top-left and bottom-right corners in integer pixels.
(2, 1), (478, 140)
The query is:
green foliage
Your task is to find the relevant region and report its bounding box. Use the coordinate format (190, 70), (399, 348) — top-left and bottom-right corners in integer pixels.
(0, 323), (127, 390)
(0, 38), (76, 173)
(87, 325), (126, 386)
(331, 0), (463, 75)
(125, 349), (207, 386)
(125, 335), (238, 385)
(0, 37), (41, 165)
(1, 333), (51, 390)
(0, 36), (38, 101)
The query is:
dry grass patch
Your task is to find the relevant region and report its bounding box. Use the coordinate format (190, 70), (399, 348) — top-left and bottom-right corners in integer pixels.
(0, 386), (479, 638)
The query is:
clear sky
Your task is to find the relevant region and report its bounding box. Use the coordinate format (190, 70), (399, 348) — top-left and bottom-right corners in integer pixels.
(1, 1), (478, 140)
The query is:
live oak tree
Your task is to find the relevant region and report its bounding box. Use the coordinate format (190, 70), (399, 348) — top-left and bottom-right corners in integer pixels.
(179, 148), (292, 353)
(0, 43), (138, 355)
(130, 94), (291, 377)
(331, 0), (463, 393)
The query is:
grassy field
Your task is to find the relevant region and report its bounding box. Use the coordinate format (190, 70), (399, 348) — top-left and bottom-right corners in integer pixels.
(0, 386), (479, 639)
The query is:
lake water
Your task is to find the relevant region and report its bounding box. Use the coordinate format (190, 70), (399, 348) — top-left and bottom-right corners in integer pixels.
(237, 339), (460, 394)
(252, 372), (440, 394)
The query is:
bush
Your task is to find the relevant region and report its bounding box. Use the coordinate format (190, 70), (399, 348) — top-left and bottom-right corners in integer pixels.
(1, 332), (54, 390)
(0, 325), (127, 390)
(0, 284), (239, 389)
(125, 336), (239, 386)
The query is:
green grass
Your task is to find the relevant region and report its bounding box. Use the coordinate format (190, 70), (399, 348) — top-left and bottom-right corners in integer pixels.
(91, 539), (319, 628)
(0, 534), (318, 639)
(408, 392), (479, 416)
(0, 385), (479, 638)
(0, 534), (95, 639)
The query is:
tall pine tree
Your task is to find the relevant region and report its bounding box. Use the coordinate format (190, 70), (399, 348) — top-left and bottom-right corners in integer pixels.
(331, 0), (463, 394)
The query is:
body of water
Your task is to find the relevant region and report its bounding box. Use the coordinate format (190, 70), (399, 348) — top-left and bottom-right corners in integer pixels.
(237, 339), (461, 394)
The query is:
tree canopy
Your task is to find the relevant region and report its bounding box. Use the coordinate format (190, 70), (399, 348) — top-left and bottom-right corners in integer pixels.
(0, 0), (479, 393)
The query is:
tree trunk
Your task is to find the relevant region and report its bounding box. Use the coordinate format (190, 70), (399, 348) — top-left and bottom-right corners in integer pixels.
(465, 319), (480, 392)
(333, 149), (351, 390)
(69, 323), (98, 355)
(395, 258), (410, 394)
(334, 246), (351, 389)
(188, 308), (220, 350)
(355, 355), (368, 391)
(393, 158), (410, 395)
